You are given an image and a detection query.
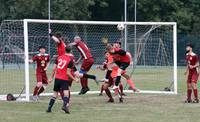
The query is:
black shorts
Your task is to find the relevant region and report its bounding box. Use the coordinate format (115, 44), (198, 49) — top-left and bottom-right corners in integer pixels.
(53, 78), (69, 92)
(115, 61), (130, 70)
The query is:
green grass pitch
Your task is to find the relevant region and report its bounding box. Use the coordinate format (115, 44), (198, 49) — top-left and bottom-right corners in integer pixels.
(1, 67), (200, 122)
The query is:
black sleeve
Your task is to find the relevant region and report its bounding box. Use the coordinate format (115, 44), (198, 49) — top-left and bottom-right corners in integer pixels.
(67, 60), (74, 68)
(73, 66), (77, 72)
(114, 49), (126, 56)
(54, 58), (58, 64)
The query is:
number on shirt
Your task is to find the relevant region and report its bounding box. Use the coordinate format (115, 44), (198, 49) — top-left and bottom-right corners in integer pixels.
(57, 59), (67, 69)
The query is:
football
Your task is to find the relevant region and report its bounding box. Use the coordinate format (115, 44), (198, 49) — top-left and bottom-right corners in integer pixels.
(117, 23), (125, 31)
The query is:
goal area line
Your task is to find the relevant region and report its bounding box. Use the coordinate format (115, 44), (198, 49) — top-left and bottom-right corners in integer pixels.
(0, 90), (176, 101)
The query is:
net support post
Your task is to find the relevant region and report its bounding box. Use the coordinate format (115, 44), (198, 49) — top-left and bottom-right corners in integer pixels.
(173, 23), (178, 94)
(23, 19), (30, 101)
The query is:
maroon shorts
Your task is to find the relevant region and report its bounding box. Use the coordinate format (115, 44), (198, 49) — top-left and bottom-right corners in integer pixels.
(187, 71), (199, 83)
(36, 72), (48, 84)
(81, 57), (94, 71)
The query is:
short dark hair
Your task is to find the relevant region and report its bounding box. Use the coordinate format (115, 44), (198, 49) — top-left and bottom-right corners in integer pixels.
(54, 32), (62, 38)
(186, 43), (194, 48)
(115, 41), (121, 46)
(66, 46), (72, 53)
(38, 46), (46, 50)
(105, 44), (113, 52)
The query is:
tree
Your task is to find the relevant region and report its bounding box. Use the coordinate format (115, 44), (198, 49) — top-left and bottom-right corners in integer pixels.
(0, 0), (97, 21)
(1, 0), (200, 35)
(128, 0), (200, 34)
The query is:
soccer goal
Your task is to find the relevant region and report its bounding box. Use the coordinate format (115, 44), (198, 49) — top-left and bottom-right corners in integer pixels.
(0, 19), (177, 101)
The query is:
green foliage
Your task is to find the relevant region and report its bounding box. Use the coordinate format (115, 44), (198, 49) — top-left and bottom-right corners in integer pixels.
(129, 0), (200, 34)
(0, 0), (200, 34)
(0, 0), (96, 20)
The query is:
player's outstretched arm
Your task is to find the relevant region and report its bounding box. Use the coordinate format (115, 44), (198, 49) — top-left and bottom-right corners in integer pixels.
(67, 60), (79, 82)
(29, 56), (36, 63)
(29, 59), (33, 63)
(184, 64), (189, 75)
(68, 42), (77, 47)
(189, 62), (200, 73)
(49, 29), (61, 43)
(193, 62), (199, 68)
(96, 65), (106, 71)
(196, 62), (200, 74)
(75, 56), (82, 65)
(67, 68), (79, 83)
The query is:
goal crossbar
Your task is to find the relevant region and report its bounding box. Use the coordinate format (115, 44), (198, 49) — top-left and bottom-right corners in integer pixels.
(24, 19), (176, 25)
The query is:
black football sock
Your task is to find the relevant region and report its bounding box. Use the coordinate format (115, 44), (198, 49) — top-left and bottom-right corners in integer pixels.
(48, 97), (56, 110)
(115, 76), (121, 86)
(38, 86), (45, 96)
(63, 96), (69, 106)
(105, 70), (112, 79)
(83, 74), (96, 80)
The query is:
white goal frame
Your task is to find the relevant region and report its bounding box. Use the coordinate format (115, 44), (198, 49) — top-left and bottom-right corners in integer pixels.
(22, 19), (177, 102)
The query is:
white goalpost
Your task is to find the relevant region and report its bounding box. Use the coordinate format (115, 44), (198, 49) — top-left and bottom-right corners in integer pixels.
(0, 19), (177, 102)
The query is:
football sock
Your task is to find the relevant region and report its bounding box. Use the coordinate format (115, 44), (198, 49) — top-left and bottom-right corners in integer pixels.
(115, 76), (121, 86)
(187, 89), (192, 100)
(119, 83), (123, 94)
(105, 70), (112, 79)
(80, 78), (87, 88)
(69, 91), (71, 100)
(85, 78), (88, 88)
(83, 74), (96, 80)
(100, 85), (104, 94)
(38, 86), (45, 95)
(63, 96), (69, 106)
(48, 97), (56, 110)
(193, 89), (198, 99)
(81, 78), (88, 88)
(127, 79), (135, 89)
(105, 88), (112, 99)
(33, 86), (40, 96)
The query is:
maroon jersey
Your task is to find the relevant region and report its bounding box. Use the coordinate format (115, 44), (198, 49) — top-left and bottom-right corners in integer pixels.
(186, 52), (199, 72)
(74, 40), (93, 59)
(57, 40), (66, 56)
(112, 48), (130, 63)
(32, 53), (50, 73)
(55, 55), (72, 80)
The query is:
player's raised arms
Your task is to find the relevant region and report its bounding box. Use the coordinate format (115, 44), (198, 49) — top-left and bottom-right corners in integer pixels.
(49, 29), (61, 43)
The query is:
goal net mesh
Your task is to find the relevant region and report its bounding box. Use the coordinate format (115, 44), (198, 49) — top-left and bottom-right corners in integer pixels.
(0, 20), (176, 101)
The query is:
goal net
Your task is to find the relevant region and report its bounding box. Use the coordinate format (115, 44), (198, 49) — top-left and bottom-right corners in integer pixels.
(0, 19), (177, 101)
